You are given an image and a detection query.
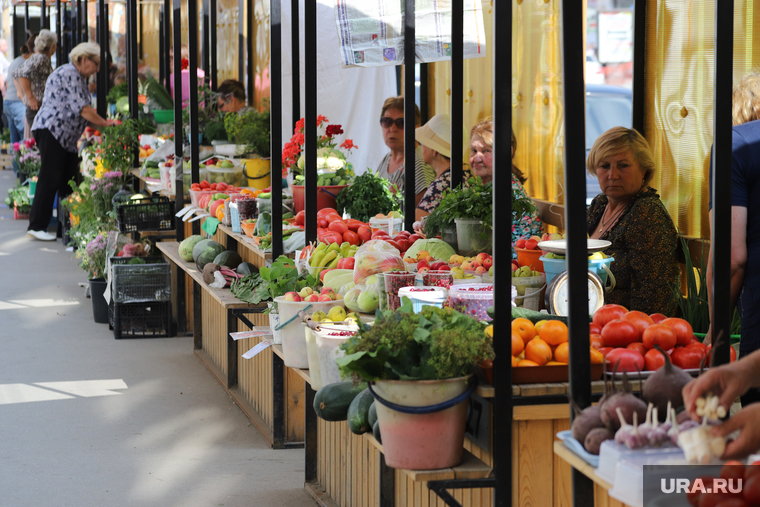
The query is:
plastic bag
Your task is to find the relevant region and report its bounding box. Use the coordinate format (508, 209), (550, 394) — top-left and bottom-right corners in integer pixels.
(343, 282), (380, 314)
(352, 239), (405, 284)
(140, 140), (175, 177)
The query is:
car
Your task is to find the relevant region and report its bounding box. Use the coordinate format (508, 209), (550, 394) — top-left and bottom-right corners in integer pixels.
(584, 84), (633, 204)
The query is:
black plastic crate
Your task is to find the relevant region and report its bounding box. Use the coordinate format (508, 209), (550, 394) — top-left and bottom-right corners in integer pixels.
(116, 195), (175, 233)
(113, 301), (172, 339)
(110, 256), (171, 303)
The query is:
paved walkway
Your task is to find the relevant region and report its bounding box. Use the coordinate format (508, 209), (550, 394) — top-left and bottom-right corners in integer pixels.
(0, 169), (313, 507)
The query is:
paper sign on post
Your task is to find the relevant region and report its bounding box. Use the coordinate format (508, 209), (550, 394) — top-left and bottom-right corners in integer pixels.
(242, 340), (274, 359)
(230, 329), (273, 341)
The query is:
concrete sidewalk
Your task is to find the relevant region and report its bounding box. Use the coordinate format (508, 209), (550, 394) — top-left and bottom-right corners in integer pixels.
(0, 168), (313, 507)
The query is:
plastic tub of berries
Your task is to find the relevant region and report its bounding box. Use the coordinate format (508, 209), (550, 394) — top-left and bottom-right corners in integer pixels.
(398, 286), (447, 313)
(448, 284), (494, 321)
(315, 324), (359, 387)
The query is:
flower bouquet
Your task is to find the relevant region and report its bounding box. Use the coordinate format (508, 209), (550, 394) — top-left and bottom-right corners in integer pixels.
(14, 138), (41, 178)
(81, 233), (108, 279)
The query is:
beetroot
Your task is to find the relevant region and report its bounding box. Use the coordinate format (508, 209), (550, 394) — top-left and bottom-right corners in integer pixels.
(569, 397), (604, 444)
(642, 346), (692, 421)
(584, 427), (615, 455)
(599, 364), (648, 431)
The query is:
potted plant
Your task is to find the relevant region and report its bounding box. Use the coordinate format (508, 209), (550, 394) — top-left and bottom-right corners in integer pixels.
(335, 171), (400, 222)
(223, 107), (272, 189)
(282, 115), (358, 212)
(5, 183), (33, 219)
(83, 234), (110, 323)
(336, 299), (493, 469)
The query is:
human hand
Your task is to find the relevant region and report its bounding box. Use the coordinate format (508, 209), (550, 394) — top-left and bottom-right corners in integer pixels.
(683, 362), (751, 421)
(711, 403), (760, 459)
(28, 96), (38, 110)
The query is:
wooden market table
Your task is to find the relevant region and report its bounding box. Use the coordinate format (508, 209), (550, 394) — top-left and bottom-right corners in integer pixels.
(554, 442), (633, 507)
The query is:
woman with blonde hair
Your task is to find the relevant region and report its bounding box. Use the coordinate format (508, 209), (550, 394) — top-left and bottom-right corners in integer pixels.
(586, 126), (679, 315)
(26, 42), (116, 241)
(13, 29), (57, 130)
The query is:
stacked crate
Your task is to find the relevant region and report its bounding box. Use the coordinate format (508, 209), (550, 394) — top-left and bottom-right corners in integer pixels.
(109, 256), (173, 339)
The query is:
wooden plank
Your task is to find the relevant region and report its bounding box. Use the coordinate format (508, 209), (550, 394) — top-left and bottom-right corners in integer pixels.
(292, 367), (312, 385)
(554, 441), (611, 490)
(553, 419), (573, 507)
(517, 419), (554, 507)
(286, 367), (305, 442)
(272, 344), (285, 360)
(514, 404), (570, 421)
(305, 481), (341, 507)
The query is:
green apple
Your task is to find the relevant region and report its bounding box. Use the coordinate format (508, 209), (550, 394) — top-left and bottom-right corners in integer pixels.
(356, 290), (379, 313)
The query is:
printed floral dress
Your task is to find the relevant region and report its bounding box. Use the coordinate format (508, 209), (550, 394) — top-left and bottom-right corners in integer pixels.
(512, 175), (544, 259)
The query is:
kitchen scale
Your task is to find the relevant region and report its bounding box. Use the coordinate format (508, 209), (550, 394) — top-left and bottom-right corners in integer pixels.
(538, 239), (611, 316)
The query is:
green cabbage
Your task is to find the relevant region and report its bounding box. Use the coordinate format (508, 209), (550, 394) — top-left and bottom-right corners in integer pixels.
(404, 239), (456, 261)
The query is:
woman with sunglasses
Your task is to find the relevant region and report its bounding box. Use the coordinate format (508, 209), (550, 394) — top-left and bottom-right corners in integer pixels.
(25, 42), (116, 241)
(375, 96), (435, 206)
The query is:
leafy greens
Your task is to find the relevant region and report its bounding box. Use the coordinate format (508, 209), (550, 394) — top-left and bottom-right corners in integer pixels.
(230, 255), (316, 308)
(335, 171), (399, 222)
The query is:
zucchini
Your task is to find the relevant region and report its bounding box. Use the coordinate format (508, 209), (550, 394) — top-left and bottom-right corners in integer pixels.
(347, 389), (374, 435)
(372, 420), (382, 444)
(367, 401), (377, 429)
(511, 307), (580, 324)
(313, 381), (367, 421)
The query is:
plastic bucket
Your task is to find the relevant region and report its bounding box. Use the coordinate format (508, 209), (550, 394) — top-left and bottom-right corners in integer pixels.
(512, 273), (546, 311)
(540, 256), (616, 291)
(274, 296), (346, 368)
(89, 278), (108, 324)
(153, 109), (174, 124)
(383, 272), (416, 310)
(268, 309), (282, 344)
(291, 184), (348, 213)
(441, 227), (458, 252)
(448, 283), (493, 321)
(315, 325), (358, 387)
(398, 287), (447, 313)
(242, 158), (272, 189)
(304, 327), (323, 390)
(454, 218), (492, 256)
(370, 376), (476, 470)
(516, 248), (544, 273)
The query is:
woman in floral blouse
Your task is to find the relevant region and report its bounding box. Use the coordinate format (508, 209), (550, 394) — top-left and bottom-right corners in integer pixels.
(469, 118), (544, 259)
(26, 43), (116, 241)
(14, 30), (56, 131)
(415, 114), (452, 219)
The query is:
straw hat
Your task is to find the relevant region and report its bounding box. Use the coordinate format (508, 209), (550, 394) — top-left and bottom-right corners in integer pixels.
(415, 114), (451, 158)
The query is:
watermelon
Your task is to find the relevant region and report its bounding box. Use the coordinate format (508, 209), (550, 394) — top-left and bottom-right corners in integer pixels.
(213, 250), (242, 268)
(237, 262), (258, 275)
(179, 235), (205, 262)
(194, 240), (225, 270)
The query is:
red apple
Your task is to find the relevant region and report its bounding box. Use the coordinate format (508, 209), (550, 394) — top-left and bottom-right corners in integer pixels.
(305, 294), (320, 302)
(483, 258), (493, 269)
(511, 263), (519, 272)
(525, 239), (538, 250)
(431, 261), (447, 271)
(407, 234), (421, 246)
(417, 260), (430, 270)
(284, 292), (302, 302)
(515, 238), (527, 249)
(320, 287), (334, 294)
(318, 294), (334, 302)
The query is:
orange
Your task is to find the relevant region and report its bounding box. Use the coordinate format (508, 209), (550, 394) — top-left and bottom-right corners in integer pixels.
(546, 361), (566, 365)
(525, 338), (552, 366)
(554, 342), (570, 363)
(590, 347), (605, 365)
(511, 333), (525, 356)
(511, 318), (536, 343)
(216, 206), (225, 221)
(516, 359), (539, 367)
(240, 188), (255, 196)
(511, 355), (518, 366)
(539, 320), (569, 346)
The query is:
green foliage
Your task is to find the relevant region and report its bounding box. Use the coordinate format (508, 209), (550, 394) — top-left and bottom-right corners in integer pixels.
(335, 171), (399, 222)
(181, 81), (222, 133)
(100, 119), (141, 175)
(203, 119), (228, 143)
(140, 75), (173, 110)
(5, 184), (32, 211)
(231, 255), (317, 308)
(423, 176), (493, 237)
(0, 128), (10, 144)
(106, 83), (129, 105)
(223, 107), (271, 158)
(337, 300), (493, 381)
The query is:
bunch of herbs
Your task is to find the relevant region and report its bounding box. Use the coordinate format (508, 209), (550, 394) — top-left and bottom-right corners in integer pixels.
(223, 106), (271, 158)
(423, 176), (493, 237)
(335, 171), (399, 222)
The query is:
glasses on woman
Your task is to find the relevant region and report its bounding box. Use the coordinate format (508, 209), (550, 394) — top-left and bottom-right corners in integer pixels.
(379, 117), (404, 129)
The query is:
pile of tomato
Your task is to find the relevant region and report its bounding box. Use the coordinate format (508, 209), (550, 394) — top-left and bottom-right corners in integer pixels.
(189, 180), (244, 193)
(591, 304), (736, 372)
(686, 461), (760, 507)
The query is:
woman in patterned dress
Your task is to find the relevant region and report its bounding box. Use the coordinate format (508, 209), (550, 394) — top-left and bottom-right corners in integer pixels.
(26, 43), (116, 241)
(587, 127), (679, 315)
(13, 30), (56, 133)
(415, 114), (452, 219)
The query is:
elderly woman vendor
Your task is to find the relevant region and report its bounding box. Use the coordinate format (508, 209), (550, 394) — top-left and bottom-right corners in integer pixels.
(587, 126), (679, 315)
(26, 42), (116, 241)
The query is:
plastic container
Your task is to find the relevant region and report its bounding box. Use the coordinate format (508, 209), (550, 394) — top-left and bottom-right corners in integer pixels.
(516, 248), (544, 272)
(304, 327), (323, 390)
(115, 196), (175, 233)
(160, 163), (208, 195)
(257, 197), (294, 216)
(269, 311), (282, 345)
(605, 447), (693, 507)
(512, 272), (546, 310)
(206, 164), (246, 187)
(441, 228), (458, 252)
(113, 301), (172, 339)
(274, 296), (346, 368)
(315, 324), (359, 387)
(376, 273), (388, 311)
(398, 286), (447, 313)
(448, 284), (493, 321)
(540, 255), (616, 288)
(291, 184), (348, 213)
(383, 271), (417, 310)
(454, 218), (492, 257)
(110, 256), (171, 303)
(596, 440), (683, 485)
(452, 275), (483, 285)
(422, 270), (454, 289)
(213, 143), (248, 157)
(369, 216), (403, 236)
(153, 109), (174, 124)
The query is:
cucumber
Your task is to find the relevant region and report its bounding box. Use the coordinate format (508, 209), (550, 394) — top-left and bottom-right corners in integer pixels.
(372, 420), (382, 444)
(313, 381), (367, 421)
(367, 401), (377, 429)
(511, 307), (579, 324)
(347, 388), (374, 435)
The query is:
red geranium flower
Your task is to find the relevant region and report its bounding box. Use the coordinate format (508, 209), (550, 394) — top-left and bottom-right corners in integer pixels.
(181, 58), (189, 70)
(340, 139), (356, 151)
(325, 124), (344, 138)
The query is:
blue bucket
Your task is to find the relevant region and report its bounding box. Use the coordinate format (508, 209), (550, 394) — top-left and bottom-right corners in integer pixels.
(540, 256), (615, 290)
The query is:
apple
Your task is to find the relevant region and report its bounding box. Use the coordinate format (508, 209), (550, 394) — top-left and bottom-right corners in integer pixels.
(436, 264), (451, 272)
(404, 257), (417, 263)
(548, 233), (562, 241)
(430, 261), (447, 271)
(305, 294), (320, 302)
(476, 253), (490, 263)
(417, 260), (430, 270)
(284, 292), (302, 302)
(299, 287), (314, 298)
(525, 239), (538, 250)
(423, 255), (434, 264)
(415, 250), (431, 261)
(475, 266), (487, 274)
(530, 235), (541, 243)
(470, 259), (482, 268)
(515, 238), (527, 249)
(341, 257), (355, 269)
(461, 261), (471, 271)
(418, 267), (430, 275)
(318, 294), (334, 302)
(483, 257), (493, 269)
(511, 262), (518, 272)
(372, 230), (390, 240)
(321, 287), (334, 294)
(407, 234), (421, 245)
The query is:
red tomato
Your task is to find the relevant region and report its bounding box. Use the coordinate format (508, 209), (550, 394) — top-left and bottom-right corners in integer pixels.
(714, 499), (750, 507)
(644, 348), (667, 371)
(661, 317), (694, 346)
(325, 213), (343, 224)
(593, 304), (628, 328)
(295, 211), (305, 226)
(372, 229), (390, 239)
(384, 239), (402, 251)
(622, 311), (654, 339)
(590, 323), (602, 335)
(343, 230), (360, 246)
(686, 341), (708, 353)
(339, 257), (355, 269)
(210, 183), (218, 190)
(200, 180), (211, 189)
(598, 347), (615, 357)
(671, 346), (704, 370)
(702, 494), (741, 507)
(407, 234), (421, 246)
(217, 182), (228, 191)
(642, 324), (677, 351)
(590, 334), (604, 350)
(357, 225), (372, 243)
(744, 474), (760, 504)
(650, 313), (668, 323)
(626, 342), (648, 356)
(395, 238), (409, 252)
(320, 232), (343, 245)
(345, 220), (365, 232)
(318, 218), (329, 229)
(705, 344), (737, 364)
(721, 461), (746, 482)
(745, 462), (760, 480)
(601, 319), (640, 347)
(316, 207), (337, 219)
(328, 220), (349, 235)
(605, 348), (645, 373)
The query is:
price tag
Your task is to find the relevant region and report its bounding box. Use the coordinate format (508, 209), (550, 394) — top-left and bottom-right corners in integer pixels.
(230, 329), (273, 341)
(242, 339), (274, 359)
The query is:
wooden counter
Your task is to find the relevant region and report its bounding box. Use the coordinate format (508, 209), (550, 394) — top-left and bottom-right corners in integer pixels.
(554, 442), (633, 507)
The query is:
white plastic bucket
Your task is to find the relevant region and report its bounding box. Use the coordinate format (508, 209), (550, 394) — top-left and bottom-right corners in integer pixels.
(267, 303), (282, 344)
(315, 324), (358, 387)
(274, 296), (346, 368)
(304, 327), (323, 390)
(398, 287), (447, 313)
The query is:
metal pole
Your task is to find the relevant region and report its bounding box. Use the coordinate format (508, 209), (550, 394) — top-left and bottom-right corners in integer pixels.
(450, 0), (463, 189)
(403, 0), (415, 232)
(209, 0), (217, 90)
(172, 0), (187, 335)
(159, 6), (165, 85)
(201, 0), (209, 76)
(711, 0), (734, 366)
(56, 0), (62, 64)
(631, 0), (647, 134)
(560, 0), (594, 504)
(25, 3), (29, 39)
(491, 3), (512, 506)
(96, 0), (108, 116)
(163, 0), (172, 91)
(270, 0), (282, 257)
(138, 2), (143, 62)
(291, 0), (300, 126)
(238, 0), (244, 81)
(420, 63), (429, 124)
(127, 0), (139, 170)
(188, 0), (200, 188)
(304, 0), (316, 244)
(246, 0), (254, 105)
(41, 0), (47, 29)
